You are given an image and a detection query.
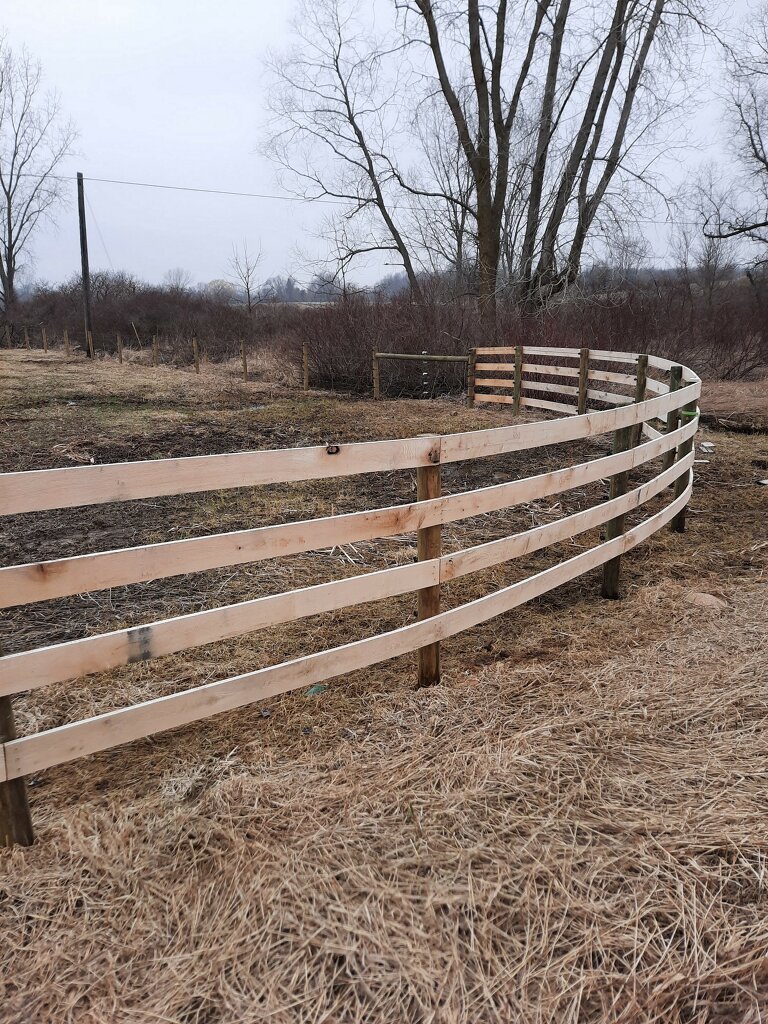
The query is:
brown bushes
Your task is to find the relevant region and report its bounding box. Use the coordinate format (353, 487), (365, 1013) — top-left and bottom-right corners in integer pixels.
(3, 266), (766, 389)
(296, 271), (767, 394)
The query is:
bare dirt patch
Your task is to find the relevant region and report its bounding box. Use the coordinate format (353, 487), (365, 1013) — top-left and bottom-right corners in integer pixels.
(1, 350), (767, 1022)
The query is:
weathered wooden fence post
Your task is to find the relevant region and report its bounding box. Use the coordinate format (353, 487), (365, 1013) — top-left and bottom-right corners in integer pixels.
(416, 437), (442, 687)
(241, 340), (248, 383)
(372, 352), (380, 400)
(512, 345), (523, 414)
(42, 327), (48, 353)
(193, 337), (200, 374)
(672, 389), (697, 534)
(302, 343), (309, 393)
(117, 333), (123, 364)
(578, 347), (590, 414)
(630, 353), (648, 447)
(467, 349), (477, 405)
(0, 695), (34, 847)
(23, 327), (30, 350)
(63, 329), (70, 356)
(152, 336), (159, 367)
(601, 354), (649, 599)
(661, 365), (683, 472)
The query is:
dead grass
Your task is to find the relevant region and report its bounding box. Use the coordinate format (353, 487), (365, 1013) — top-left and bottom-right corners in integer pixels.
(1, 349), (767, 1023)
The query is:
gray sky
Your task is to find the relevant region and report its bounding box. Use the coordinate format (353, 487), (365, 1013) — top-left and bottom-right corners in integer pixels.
(4, 0), (328, 289)
(2, 0), (750, 289)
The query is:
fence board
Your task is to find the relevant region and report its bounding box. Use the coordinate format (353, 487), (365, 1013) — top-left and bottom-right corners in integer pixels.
(443, 450), (694, 581)
(0, 561), (437, 695)
(0, 416), (698, 608)
(1, 382), (698, 520)
(0, 436), (439, 516)
(0, 450), (696, 695)
(2, 482), (692, 780)
(441, 382), (699, 463)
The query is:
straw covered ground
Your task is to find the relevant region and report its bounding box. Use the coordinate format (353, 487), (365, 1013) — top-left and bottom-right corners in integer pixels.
(1, 349), (767, 1023)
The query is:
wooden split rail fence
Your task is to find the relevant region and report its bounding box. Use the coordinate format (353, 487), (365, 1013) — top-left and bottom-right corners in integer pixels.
(0, 347), (700, 845)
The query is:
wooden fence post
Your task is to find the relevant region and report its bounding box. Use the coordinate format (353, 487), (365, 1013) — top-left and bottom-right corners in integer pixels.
(63, 329), (70, 356)
(601, 354), (649, 599)
(416, 437), (442, 687)
(302, 343), (309, 393)
(241, 340), (248, 383)
(661, 365), (683, 472)
(467, 349), (476, 405)
(512, 345), (523, 414)
(23, 327), (30, 350)
(372, 352), (380, 400)
(193, 337), (200, 374)
(577, 347), (590, 414)
(0, 695), (34, 847)
(671, 391), (698, 534)
(152, 336), (158, 367)
(117, 333), (123, 364)
(42, 327), (48, 353)
(87, 331), (95, 359)
(630, 354), (648, 447)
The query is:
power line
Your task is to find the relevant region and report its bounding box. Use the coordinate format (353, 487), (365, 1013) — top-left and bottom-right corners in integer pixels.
(58, 173), (347, 207)
(29, 170), (709, 226)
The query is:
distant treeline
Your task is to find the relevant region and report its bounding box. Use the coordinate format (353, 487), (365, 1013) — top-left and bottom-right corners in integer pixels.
(3, 264), (766, 387)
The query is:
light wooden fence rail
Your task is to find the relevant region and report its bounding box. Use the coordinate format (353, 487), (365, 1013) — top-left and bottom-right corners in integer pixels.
(0, 347), (700, 846)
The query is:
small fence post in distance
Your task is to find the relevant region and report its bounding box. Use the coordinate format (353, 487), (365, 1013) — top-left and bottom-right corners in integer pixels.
(578, 347), (589, 414)
(23, 327), (30, 350)
(0, 695), (34, 848)
(42, 327), (48, 353)
(601, 354), (649, 599)
(241, 340), (248, 383)
(416, 436), (442, 687)
(671, 392), (698, 534)
(63, 329), (70, 356)
(372, 352), (380, 400)
(117, 333), (123, 364)
(512, 344), (523, 414)
(152, 336), (159, 367)
(302, 343), (309, 393)
(661, 365), (683, 473)
(193, 337), (200, 374)
(467, 349), (476, 405)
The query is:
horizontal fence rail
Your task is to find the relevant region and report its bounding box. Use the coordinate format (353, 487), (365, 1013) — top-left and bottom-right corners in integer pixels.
(0, 346), (701, 845)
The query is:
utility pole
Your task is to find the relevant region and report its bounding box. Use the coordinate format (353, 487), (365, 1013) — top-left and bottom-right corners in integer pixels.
(77, 172), (93, 357)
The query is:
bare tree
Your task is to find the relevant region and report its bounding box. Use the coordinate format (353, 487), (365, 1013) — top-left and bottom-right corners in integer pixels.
(406, 98), (476, 291)
(268, 0), (703, 333)
(267, 0), (425, 300)
(228, 240), (263, 315)
(0, 39), (76, 313)
(704, 5), (768, 255)
(404, 0), (699, 325)
(163, 267), (193, 293)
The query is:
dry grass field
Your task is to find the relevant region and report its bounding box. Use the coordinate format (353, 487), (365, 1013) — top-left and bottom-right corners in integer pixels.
(1, 349), (767, 1023)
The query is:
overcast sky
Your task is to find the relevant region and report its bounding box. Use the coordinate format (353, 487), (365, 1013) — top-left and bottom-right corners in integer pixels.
(2, 0), (750, 289)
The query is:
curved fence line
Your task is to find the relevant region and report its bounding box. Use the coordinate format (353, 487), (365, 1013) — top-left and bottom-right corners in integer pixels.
(0, 346), (700, 845)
